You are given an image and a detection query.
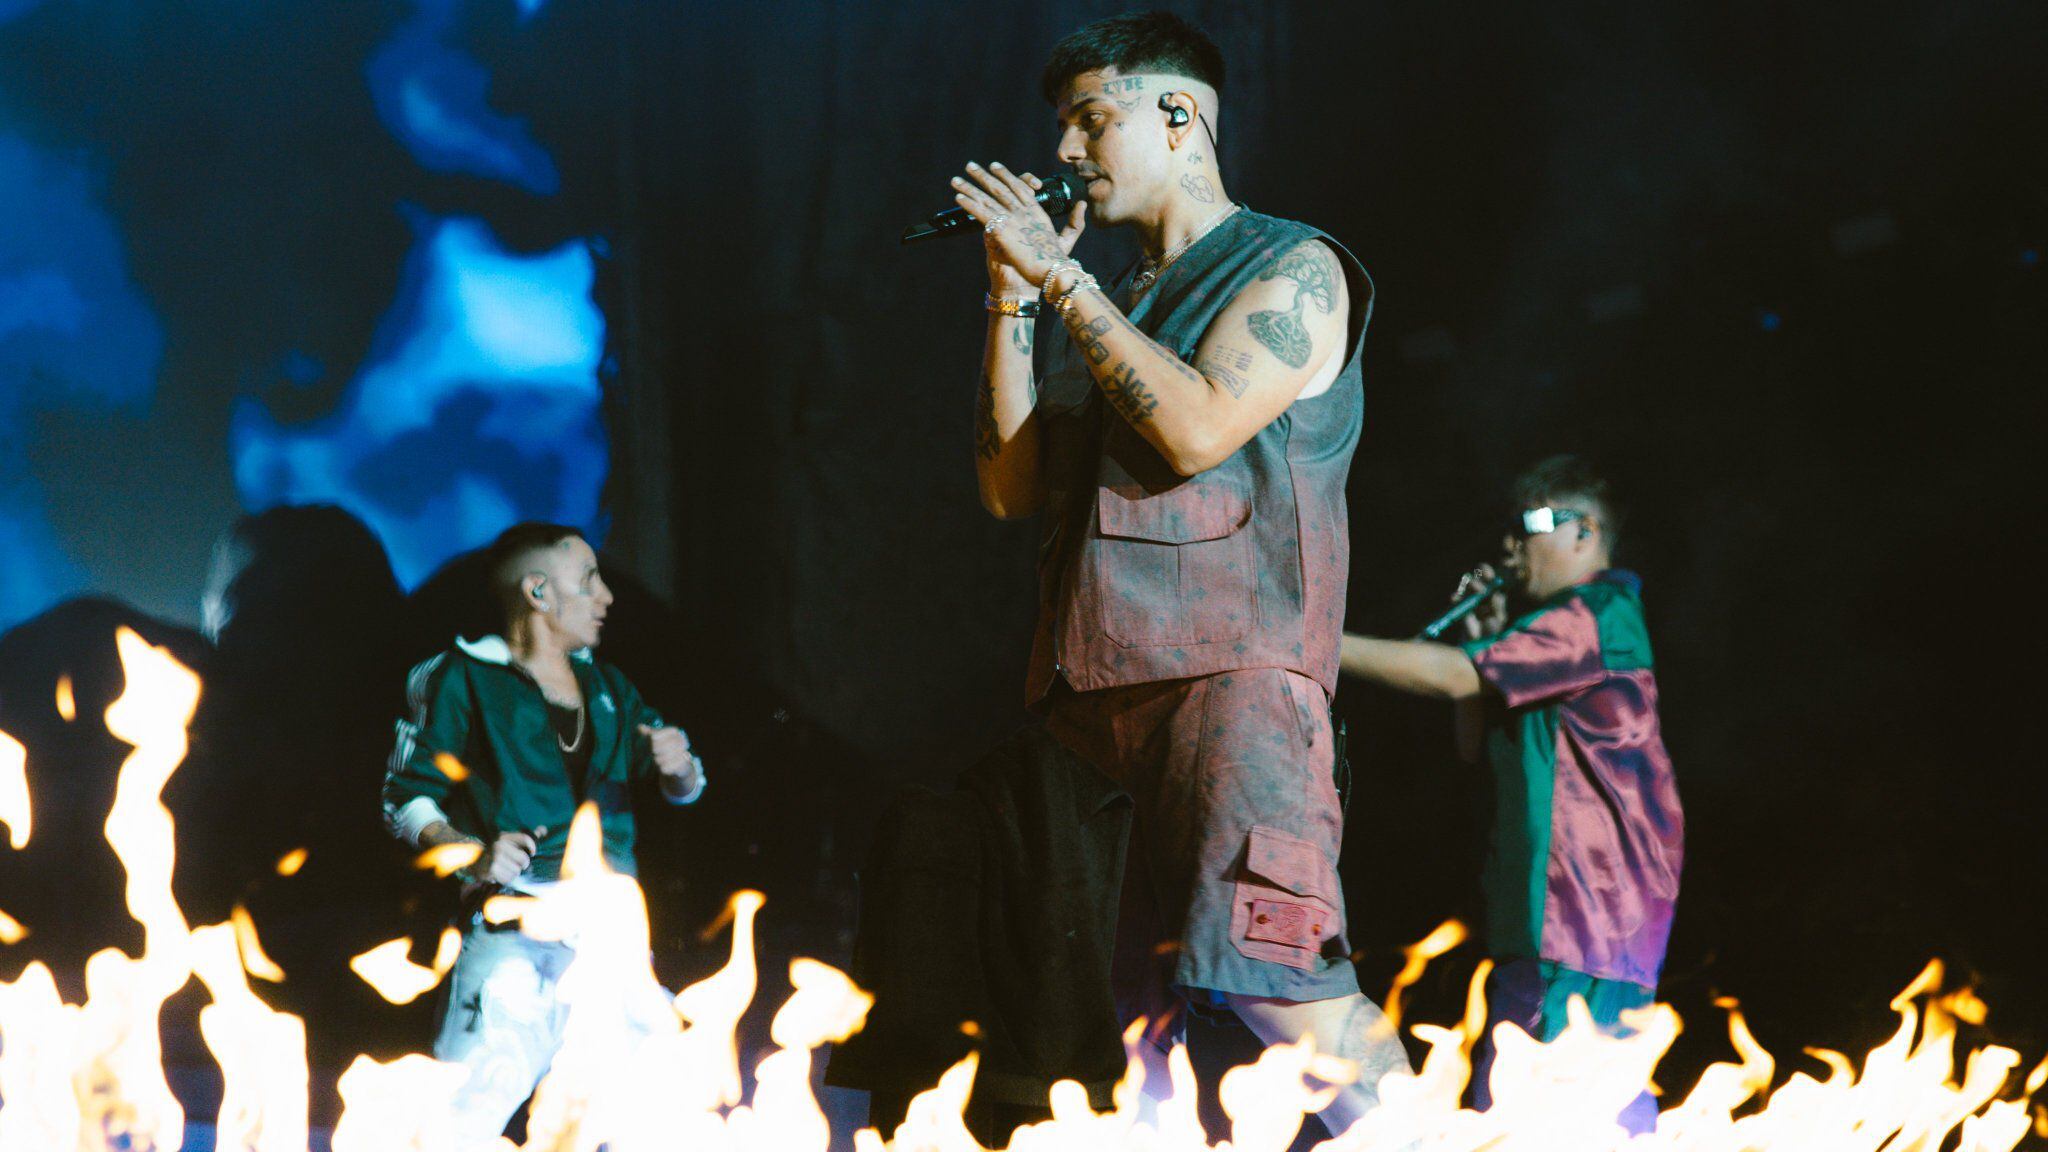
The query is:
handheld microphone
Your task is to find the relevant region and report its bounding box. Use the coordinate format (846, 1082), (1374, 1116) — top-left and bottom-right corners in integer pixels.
(901, 172), (1086, 245)
(1417, 572), (1512, 641)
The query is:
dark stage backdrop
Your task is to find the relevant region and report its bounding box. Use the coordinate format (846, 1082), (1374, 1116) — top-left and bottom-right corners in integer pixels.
(3, 0), (2044, 1099)
(636, 0), (2048, 1070)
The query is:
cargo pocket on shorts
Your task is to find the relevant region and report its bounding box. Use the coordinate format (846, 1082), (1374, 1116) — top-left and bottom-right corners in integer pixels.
(1230, 824), (1342, 971)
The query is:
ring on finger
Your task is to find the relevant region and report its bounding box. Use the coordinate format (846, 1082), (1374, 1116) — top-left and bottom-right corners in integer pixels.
(984, 212), (1011, 236)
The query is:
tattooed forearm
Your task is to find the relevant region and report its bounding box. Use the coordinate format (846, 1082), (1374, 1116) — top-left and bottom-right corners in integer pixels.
(973, 372), (1001, 460)
(1180, 173), (1216, 203)
(1101, 361), (1160, 425)
(1086, 302), (1202, 387)
(1247, 243), (1339, 370)
(1009, 320), (1034, 357)
(1072, 314), (1112, 366)
(1197, 346), (1257, 398)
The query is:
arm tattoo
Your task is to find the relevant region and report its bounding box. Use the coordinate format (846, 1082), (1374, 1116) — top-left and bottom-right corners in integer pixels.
(1010, 321), (1034, 357)
(1072, 315), (1112, 366)
(1246, 244), (1338, 370)
(1101, 361), (1160, 425)
(1066, 298), (1177, 426)
(973, 372), (1001, 460)
(1197, 346), (1257, 398)
(1179, 173), (1216, 203)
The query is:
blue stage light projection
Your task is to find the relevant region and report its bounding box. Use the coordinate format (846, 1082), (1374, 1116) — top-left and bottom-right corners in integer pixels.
(367, 0), (560, 194)
(229, 0), (607, 592)
(230, 210), (608, 589)
(0, 133), (165, 631)
(0, 0), (47, 27)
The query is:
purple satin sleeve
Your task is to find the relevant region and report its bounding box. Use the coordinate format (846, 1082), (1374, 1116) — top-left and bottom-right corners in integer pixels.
(1543, 668), (1685, 985)
(1463, 596), (1606, 709)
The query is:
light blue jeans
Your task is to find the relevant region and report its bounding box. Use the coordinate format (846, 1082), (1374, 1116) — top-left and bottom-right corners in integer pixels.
(431, 918), (670, 1148)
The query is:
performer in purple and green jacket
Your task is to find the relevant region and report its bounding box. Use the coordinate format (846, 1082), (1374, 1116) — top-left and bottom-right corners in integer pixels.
(1339, 455), (1682, 1132)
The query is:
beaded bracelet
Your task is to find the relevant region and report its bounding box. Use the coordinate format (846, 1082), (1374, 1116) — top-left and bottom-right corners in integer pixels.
(985, 294), (1043, 318)
(1052, 273), (1100, 318)
(1040, 258), (1083, 300)
(1045, 263), (1090, 309)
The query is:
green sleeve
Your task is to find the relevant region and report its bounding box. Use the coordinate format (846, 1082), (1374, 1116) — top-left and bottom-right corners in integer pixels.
(381, 652), (472, 835)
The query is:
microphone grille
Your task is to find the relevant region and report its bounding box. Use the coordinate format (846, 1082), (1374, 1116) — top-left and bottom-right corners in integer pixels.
(1041, 172), (1086, 213)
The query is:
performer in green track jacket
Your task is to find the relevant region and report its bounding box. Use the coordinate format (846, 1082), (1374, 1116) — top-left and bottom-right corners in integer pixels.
(382, 522), (705, 1148)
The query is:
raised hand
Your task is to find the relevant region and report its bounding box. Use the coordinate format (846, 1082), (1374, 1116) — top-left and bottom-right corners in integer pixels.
(1457, 564), (1509, 640)
(639, 723), (700, 791)
(950, 161), (1087, 293)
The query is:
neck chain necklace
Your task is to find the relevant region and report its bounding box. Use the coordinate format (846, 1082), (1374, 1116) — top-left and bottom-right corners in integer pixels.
(515, 653), (586, 753)
(1132, 202), (1242, 293)
(557, 704), (586, 753)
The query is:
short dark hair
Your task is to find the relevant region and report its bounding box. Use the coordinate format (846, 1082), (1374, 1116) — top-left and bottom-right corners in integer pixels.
(1041, 11), (1225, 105)
(486, 522), (584, 617)
(1511, 455), (1625, 547)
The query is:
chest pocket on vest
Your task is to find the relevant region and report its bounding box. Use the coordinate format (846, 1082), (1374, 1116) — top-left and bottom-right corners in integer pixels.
(1094, 480), (1256, 646)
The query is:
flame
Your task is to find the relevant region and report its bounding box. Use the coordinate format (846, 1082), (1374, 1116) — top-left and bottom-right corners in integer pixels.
(0, 728), (28, 849)
(55, 675), (77, 722)
(64, 628), (204, 1151)
(1382, 917), (1466, 1031)
(519, 812), (757, 1148)
(190, 922), (310, 1151)
(1, 630), (2043, 1152)
(431, 751), (470, 782)
(1943, 985), (1990, 1026)
(481, 893), (537, 924)
(331, 1053), (479, 1152)
(230, 904), (286, 983)
(274, 847), (308, 876)
(349, 929), (462, 1005)
(0, 962), (82, 1148)
(414, 840), (481, 877)
(0, 909), (25, 945)
(670, 888), (766, 1107)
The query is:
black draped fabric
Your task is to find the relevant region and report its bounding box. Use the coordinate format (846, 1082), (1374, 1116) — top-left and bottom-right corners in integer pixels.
(828, 723), (1131, 1128)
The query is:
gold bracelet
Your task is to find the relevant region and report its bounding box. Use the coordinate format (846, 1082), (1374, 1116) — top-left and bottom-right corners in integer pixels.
(985, 294), (1043, 318)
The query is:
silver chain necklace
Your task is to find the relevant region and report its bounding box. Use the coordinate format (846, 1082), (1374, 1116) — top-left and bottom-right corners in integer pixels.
(556, 703), (586, 753)
(516, 654), (587, 752)
(1131, 203), (1242, 293)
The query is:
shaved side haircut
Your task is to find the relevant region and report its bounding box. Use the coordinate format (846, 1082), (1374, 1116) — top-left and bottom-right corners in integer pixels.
(485, 522), (583, 620)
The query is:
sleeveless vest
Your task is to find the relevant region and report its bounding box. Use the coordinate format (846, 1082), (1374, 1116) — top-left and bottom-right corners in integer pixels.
(1026, 209), (1373, 704)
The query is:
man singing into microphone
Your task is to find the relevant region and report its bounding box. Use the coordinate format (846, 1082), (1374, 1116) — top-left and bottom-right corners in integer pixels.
(950, 11), (1408, 1131)
(381, 523), (706, 1147)
(1337, 456), (1682, 1130)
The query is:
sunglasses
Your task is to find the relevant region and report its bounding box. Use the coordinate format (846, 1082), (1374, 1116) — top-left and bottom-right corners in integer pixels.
(1511, 506), (1589, 538)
